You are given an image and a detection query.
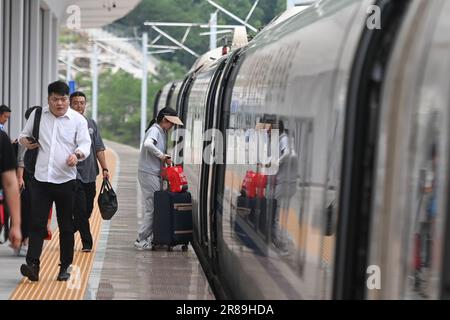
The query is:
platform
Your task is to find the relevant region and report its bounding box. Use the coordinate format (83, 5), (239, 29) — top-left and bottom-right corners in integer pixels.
(0, 140), (214, 300)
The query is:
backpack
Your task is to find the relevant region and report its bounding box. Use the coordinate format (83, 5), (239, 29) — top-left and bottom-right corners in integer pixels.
(23, 107), (42, 175)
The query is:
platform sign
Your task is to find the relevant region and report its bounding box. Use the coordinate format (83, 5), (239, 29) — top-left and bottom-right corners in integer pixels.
(69, 81), (76, 94)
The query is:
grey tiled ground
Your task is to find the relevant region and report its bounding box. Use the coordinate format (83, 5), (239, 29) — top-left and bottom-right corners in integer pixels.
(0, 245), (23, 300)
(94, 141), (214, 300)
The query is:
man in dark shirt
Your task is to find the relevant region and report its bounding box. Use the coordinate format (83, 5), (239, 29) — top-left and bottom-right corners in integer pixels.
(0, 130), (22, 248)
(70, 91), (109, 252)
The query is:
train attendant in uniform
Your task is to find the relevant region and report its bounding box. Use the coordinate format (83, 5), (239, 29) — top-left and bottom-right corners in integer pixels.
(134, 107), (183, 250)
(19, 81), (91, 282)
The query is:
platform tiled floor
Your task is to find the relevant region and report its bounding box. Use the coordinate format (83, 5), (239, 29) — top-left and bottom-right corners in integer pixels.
(0, 140), (214, 300)
(94, 141), (214, 300)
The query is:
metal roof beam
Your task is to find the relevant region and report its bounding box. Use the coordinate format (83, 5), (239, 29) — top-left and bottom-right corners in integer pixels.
(206, 0), (257, 32)
(150, 26), (199, 57)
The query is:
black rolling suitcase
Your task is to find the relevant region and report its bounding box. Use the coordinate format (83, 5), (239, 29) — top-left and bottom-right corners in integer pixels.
(153, 190), (193, 251)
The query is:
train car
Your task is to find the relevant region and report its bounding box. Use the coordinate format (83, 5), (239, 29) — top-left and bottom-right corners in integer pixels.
(153, 82), (178, 119)
(165, 0), (450, 299)
(168, 80), (183, 111)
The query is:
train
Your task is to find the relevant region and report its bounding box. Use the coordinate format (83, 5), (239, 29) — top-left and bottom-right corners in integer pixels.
(152, 0), (450, 299)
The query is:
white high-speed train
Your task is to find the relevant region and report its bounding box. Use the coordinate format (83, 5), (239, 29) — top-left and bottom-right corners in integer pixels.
(153, 0), (450, 299)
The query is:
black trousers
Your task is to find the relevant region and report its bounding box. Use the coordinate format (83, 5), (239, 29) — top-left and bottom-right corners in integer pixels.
(73, 180), (96, 249)
(26, 180), (76, 268)
(20, 171), (34, 240)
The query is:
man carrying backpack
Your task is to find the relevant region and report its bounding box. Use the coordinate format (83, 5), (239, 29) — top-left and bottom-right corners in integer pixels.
(18, 81), (91, 282)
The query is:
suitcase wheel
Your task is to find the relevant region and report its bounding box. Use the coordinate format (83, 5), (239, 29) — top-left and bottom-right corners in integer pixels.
(167, 246), (173, 252)
(182, 245), (188, 252)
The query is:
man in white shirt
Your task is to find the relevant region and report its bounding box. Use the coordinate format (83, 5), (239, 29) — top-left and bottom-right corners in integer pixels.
(18, 81), (91, 282)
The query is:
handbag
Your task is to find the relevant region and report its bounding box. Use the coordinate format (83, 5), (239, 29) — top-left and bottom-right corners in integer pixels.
(98, 178), (118, 220)
(161, 165), (188, 193)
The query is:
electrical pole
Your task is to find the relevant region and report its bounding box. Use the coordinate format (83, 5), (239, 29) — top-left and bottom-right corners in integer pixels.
(140, 32), (148, 146)
(287, 0), (293, 9)
(92, 42), (98, 122)
(67, 51), (72, 82)
(210, 12), (217, 50)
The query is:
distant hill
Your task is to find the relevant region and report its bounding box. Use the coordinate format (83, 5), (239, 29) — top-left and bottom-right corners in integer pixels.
(111, 0), (286, 67)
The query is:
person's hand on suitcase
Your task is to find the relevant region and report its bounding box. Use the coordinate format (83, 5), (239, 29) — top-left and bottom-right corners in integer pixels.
(161, 154), (172, 166)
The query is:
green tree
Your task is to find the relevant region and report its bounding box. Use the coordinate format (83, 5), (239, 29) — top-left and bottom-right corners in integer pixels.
(89, 61), (186, 148)
(113, 0), (286, 67)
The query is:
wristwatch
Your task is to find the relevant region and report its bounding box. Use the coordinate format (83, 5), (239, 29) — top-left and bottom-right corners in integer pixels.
(75, 153), (82, 160)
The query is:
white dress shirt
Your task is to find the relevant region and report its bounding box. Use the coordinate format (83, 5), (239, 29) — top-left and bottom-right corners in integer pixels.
(19, 106), (91, 184)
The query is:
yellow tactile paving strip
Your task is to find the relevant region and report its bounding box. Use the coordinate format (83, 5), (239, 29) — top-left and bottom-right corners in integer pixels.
(10, 149), (117, 300)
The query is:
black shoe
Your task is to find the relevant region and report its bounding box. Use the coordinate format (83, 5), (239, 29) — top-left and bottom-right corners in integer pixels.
(82, 247), (92, 253)
(57, 267), (71, 281)
(20, 264), (39, 282)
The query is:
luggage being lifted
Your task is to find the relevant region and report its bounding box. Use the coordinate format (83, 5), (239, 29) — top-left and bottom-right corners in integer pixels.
(152, 164), (193, 251)
(161, 165), (188, 193)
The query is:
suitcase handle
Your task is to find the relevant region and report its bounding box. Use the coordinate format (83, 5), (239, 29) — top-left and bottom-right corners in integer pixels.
(174, 203), (192, 211)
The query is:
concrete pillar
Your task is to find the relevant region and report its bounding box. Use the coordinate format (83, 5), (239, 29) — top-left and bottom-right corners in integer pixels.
(41, 9), (53, 106)
(92, 42), (98, 122)
(51, 15), (58, 81)
(22, 0), (30, 118)
(28, 0), (42, 107)
(10, 0), (24, 137)
(0, 0), (4, 103)
(2, 0), (11, 112)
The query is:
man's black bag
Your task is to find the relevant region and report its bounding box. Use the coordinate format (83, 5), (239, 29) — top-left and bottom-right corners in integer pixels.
(24, 107), (42, 175)
(98, 178), (118, 220)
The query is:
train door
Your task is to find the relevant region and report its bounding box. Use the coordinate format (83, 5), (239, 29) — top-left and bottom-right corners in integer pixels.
(206, 50), (243, 295)
(198, 60), (227, 259)
(166, 82), (177, 108)
(366, 0), (450, 299)
(173, 75), (195, 165)
(333, 0), (411, 299)
(153, 89), (162, 119)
